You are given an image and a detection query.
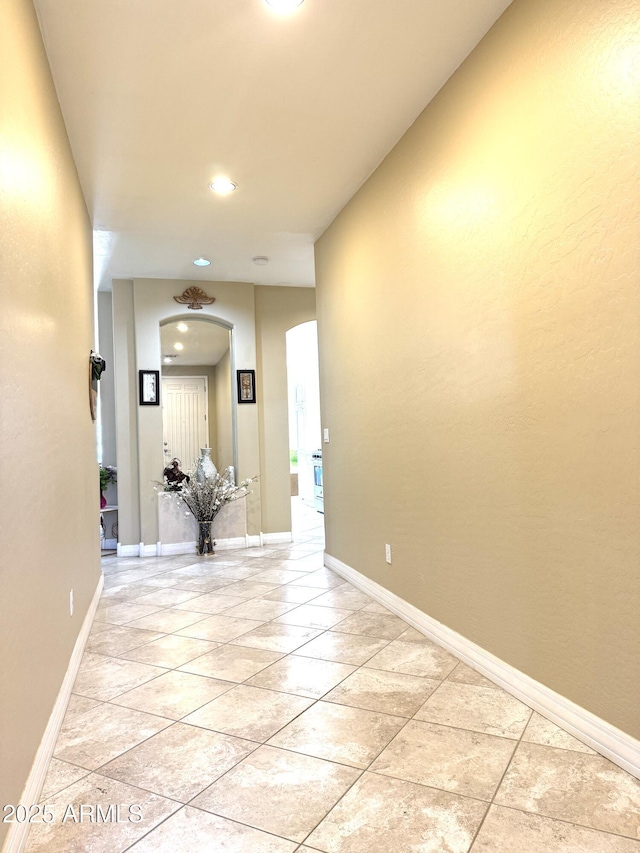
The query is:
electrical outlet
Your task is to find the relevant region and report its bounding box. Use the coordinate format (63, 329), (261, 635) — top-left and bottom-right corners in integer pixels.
(385, 543), (392, 564)
(69, 589), (74, 617)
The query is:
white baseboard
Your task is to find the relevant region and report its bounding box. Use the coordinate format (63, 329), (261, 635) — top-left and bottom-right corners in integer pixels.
(2, 574), (104, 853)
(325, 552), (640, 781)
(116, 543), (139, 557)
(261, 531), (293, 545)
(120, 533), (291, 558)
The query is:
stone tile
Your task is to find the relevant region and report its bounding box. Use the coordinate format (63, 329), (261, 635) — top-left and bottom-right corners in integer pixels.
(39, 759), (90, 801)
(111, 670), (235, 720)
(215, 580), (282, 598)
(361, 601), (394, 614)
(268, 701), (406, 769)
(522, 711), (597, 754)
(71, 653), (166, 701)
(85, 625), (164, 656)
(473, 804), (640, 852)
(127, 807), (298, 853)
(324, 668), (438, 717)
(415, 682), (532, 739)
(495, 741), (640, 838)
(24, 772), (179, 853)
(124, 607), (211, 634)
(184, 684), (313, 741)
(262, 585), (325, 604)
(100, 722), (256, 802)
(292, 570), (345, 589)
(306, 771), (487, 853)
(247, 655), (355, 699)
(334, 611), (409, 640)
(119, 635), (220, 668)
(130, 588), (204, 607)
(176, 614), (264, 642)
(274, 604), (354, 630)
(228, 623), (323, 654)
(295, 631), (390, 665)
(250, 568), (310, 585)
(64, 695), (102, 722)
(171, 592), (247, 614)
(53, 703), (172, 769)
(94, 602), (164, 626)
(310, 588), (372, 610)
(170, 576), (237, 593)
(178, 644), (283, 682)
(446, 661), (497, 688)
(221, 598), (299, 621)
(371, 719), (516, 801)
(192, 745), (359, 843)
(208, 565), (269, 579)
(364, 639), (459, 679)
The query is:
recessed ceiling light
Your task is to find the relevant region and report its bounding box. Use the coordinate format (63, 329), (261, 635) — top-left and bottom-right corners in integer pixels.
(176, 322), (189, 333)
(265, 0), (304, 11)
(173, 342), (184, 351)
(163, 356), (175, 364)
(193, 257), (211, 266)
(209, 177), (237, 195)
(253, 256), (269, 265)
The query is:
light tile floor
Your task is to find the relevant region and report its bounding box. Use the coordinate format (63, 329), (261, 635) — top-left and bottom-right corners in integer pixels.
(26, 501), (640, 852)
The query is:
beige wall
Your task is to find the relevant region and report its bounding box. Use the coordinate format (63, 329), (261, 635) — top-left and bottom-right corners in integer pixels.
(0, 0), (101, 833)
(315, 0), (640, 738)
(255, 286), (317, 534)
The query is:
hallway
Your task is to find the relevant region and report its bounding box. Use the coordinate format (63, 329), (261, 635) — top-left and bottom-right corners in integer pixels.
(23, 504), (640, 852)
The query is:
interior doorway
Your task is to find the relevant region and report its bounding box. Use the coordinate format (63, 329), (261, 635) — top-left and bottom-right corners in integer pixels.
(161, 376), (209, 468)
(286, 321), (324, 536)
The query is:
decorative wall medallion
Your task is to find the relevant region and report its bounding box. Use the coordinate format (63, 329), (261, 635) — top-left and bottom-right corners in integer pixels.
(173, 287), (216, 310)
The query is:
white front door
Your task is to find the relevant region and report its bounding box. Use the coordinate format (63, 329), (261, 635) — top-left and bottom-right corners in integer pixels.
(162, 376), (209, 470)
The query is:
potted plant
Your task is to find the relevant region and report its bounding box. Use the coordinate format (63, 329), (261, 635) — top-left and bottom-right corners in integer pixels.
(99, 465), (117, 509)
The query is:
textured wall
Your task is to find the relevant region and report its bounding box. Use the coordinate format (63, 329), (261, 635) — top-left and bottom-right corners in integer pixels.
(316, 0), (640, 737)
(0, 0), (101, 834)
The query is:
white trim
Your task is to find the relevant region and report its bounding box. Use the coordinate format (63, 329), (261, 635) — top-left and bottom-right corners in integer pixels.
(2, 575), (104, 853)
(325, 552), (640, 781)
(121, 533), (291, 558)
(116, 543), (139, 557)
(261, 531), (293, 544)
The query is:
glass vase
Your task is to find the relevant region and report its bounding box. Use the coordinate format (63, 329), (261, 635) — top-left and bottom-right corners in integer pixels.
(197, 521), (214, 555)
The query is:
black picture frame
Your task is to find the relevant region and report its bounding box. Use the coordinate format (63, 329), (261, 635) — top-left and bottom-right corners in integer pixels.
(237, 369), (256, 404)
(139, 370), (160, 405)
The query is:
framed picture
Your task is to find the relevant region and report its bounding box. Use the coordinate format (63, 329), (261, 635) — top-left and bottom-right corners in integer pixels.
(139, 370), (160, 405)
(237, 369), (256, 404)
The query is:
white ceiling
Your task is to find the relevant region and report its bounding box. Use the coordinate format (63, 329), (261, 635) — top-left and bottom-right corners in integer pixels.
(33, 0), (513, 291)
(161, 319), (230, 366)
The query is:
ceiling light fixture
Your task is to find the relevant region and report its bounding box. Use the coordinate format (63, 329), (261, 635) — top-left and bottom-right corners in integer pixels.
(265, 0), (304, 11)
(163, 355), (176, 364)
(176, 322), (189, 333)
(209, 177), (237, 195)
(193, 257), (211, 267)
(173, 342), (184, 351)
(253, 256), (269, 265)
